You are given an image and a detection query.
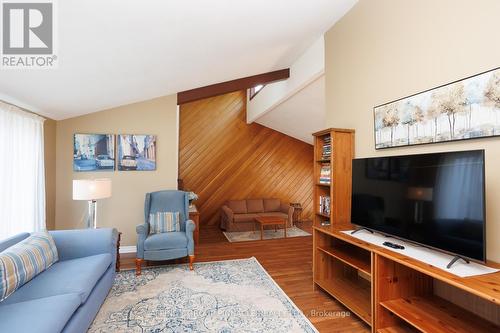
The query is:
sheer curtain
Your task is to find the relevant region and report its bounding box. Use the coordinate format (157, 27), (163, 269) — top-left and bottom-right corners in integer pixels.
(0, 101), (46, 240)
(433, 154), (483, 221)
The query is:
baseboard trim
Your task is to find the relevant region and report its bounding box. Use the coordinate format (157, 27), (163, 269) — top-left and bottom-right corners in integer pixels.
(119, 246), (136, 254)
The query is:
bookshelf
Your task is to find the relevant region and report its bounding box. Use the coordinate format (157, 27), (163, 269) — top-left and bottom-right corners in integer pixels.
(312, 128), (355, 228)
(313, 128), (370, 323)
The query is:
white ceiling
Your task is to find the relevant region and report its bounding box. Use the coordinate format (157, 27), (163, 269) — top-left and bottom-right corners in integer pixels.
(256, 75), (325, 144)
(0, 0), (357, 120)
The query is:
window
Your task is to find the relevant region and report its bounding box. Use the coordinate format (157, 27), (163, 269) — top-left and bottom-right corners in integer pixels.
(0, 102), (46, 240)
(249, 84), (265, 100)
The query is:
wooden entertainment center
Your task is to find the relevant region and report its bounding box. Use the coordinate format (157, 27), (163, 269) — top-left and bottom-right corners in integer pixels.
(312, 128), (500, 332)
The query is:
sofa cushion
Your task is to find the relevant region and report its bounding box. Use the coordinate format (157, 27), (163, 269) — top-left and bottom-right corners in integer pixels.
(1, 253), (111, 305)
(263, 199), (281, 212)
(246, 199), (264, 213)
(227, 200), (247, 214)
(149, 211), (181, 234)
(258, 212), (288, 220)
(144, 232), (187, 251)
(0, 231), (59, 302)
(0, 293), (81, 333)
(233, 213), (259, 223)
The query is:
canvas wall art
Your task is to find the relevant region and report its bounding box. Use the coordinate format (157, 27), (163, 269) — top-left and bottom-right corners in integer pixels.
(73, 134), (115, 171)
(117, 134), (156, 171)
(374, 67), (500, 149)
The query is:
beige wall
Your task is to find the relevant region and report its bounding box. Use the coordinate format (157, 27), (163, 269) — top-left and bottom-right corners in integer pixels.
(325, 0), (500, 262)
(55, 95), (178, 246)
(44, 118), (56, 230)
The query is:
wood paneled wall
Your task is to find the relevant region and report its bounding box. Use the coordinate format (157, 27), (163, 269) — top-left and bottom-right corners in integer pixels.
(179, 90), (314, 226)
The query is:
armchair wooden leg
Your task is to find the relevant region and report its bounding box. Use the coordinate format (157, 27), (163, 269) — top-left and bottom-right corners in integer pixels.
(135, 258), (143, 276)
(189, 255), (195, 271)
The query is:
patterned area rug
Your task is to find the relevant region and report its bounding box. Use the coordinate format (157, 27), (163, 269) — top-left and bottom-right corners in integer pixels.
(223, 226), (311, 243)
(90, 258), (317, 333)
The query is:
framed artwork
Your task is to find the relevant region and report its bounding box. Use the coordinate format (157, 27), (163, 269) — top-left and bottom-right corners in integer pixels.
(73, 134), (115, 171)
(374, 67), (500, 149)
(117, 134), (156, 171)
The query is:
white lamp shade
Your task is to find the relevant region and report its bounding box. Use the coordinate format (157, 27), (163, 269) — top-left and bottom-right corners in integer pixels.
(73, 179), (112, 200)
(407, 187), (433, 201)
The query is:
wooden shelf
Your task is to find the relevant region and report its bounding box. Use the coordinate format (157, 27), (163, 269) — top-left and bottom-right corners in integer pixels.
(377, 326), (418, 333)
(315, 277), (371, 325)
(313, 129), (363, 327)
(315, 225), (500, 305)
(380, 295), (500, 333)
(314, 224), (500, 332)
(313, 128), (355, 136)
(312, 128), (354, 229)
(317, 245), (371, 275)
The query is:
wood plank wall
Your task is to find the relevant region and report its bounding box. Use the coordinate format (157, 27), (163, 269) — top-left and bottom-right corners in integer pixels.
(179, 90), (314, 227)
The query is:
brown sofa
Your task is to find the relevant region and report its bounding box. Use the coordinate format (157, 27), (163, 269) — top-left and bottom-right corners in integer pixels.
(220, 198), (294, 232)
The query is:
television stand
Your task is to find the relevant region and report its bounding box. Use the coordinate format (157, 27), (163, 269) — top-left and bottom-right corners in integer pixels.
(446, 255), (470, 269)
(313, 226), (500, 332)
(350, 227), (373, 235)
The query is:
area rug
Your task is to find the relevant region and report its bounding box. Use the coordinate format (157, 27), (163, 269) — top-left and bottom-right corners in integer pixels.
(223, 226), (311, 243)
(89, 257), (317, 333)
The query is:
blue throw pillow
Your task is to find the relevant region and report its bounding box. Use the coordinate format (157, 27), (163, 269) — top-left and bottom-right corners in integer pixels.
(149, 212), (181, 234)
(0, 231), (59, 302)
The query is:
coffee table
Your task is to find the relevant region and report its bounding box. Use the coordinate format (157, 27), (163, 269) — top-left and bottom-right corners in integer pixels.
(254, 216), (287, 240)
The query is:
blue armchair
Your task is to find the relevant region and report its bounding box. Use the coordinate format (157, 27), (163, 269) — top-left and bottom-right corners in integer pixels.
(135, 190), (196, 275)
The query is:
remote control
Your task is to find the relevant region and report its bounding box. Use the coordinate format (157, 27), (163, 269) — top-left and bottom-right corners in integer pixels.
(383, 241), (405, 250)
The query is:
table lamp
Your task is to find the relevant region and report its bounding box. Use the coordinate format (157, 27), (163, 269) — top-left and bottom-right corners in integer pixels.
(73, 179), (112, 228)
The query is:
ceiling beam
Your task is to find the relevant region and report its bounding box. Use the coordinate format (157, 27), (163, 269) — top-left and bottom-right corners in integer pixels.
(177, 68), (290, 105)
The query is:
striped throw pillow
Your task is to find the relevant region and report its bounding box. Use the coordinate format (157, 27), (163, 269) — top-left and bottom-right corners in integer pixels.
(149, 212), (181, 234)
(0, 231), (59, 302)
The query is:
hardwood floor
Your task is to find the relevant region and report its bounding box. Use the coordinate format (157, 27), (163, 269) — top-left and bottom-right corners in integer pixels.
(121, 223), (370, 333)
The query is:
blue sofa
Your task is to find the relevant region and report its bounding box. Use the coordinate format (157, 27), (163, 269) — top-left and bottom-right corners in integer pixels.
(0, 228), (118, 333)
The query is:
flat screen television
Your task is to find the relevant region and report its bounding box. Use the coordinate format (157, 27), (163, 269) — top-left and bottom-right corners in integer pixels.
(351, 150), (486, 263)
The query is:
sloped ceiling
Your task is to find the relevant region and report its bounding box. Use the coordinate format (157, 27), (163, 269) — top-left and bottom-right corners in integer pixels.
(0, 0), (357, 120)
(255, 75), (325, 144)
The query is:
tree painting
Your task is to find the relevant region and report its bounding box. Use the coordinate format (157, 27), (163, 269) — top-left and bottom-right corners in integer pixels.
(484, 71), (500, 129)
(426, 102), (440, 141)
(413, 105), (424, 137)
(380, 103), (400, 145)
(374, 68), (500, 149)
(435, 83), (466, 139)
(374, 108), (384, 143)
(484, 71), (500, 108)
(400, 102), (417, 145)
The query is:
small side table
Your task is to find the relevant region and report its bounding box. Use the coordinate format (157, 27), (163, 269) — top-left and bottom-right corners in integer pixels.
(116, 232), (122, 272)
(290, 203), (303, 227)
(189, 205), (200, 245)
